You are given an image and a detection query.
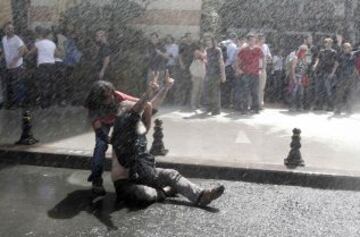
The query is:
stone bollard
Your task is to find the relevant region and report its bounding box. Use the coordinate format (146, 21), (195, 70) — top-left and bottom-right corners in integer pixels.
(150, 119), (168, 156)
(284, 128), (304, 168)
(15, 111), (39, 145)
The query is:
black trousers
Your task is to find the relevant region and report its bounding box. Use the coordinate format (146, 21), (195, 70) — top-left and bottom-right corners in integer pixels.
(37, 63), (56, 108)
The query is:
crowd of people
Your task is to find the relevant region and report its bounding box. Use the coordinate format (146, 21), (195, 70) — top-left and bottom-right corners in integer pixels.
(0, 21), (90, 110)
(146, 31), (360, 116)
(1, 20), (360, 116)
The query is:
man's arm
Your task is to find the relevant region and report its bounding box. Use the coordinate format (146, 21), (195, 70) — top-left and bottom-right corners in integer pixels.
(25, 46), (37, 59)
(99, 55), (110, 80)
(219, 48), (226, 83)
(330, 61), (339, 78)
(9, 44), (28, 68)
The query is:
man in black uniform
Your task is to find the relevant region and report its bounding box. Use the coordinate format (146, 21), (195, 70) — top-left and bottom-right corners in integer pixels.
(313, 38), (338, 110)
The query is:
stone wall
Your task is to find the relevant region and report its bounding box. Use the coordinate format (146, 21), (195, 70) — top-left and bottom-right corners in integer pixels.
(131, 0), (202, 39)
(26, 0), (202, 39)
(0, 0), (12, 27)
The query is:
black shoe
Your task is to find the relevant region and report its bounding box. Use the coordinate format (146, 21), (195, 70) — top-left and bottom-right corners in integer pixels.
(196, 184), (225, 207)
(92, 178), (106, 196)
(92, 184), (106, 196)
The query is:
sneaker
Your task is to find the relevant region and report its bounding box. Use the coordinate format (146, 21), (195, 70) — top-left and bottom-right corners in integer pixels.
(196, 185), (225, 207)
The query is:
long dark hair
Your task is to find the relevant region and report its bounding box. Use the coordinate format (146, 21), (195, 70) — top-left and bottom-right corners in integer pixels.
(85, 80), (116, 112)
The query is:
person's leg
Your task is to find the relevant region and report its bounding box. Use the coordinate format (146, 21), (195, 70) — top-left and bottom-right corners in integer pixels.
(89, 124), (111, 192)
(259, 69), (267, 107)
(190, 76), (200, 109)
(207, 78), (216, 113)
(334, 80), (344, 113)
(197, 77), (204, 108)
(151, 168), (224, 206)
(298, 84), (304, 110)
(4, 70), (15, 108)
(289, 83), (297, 110)
(15, 67), (27, 108)
(232, 76), (240, 111)
(221, 66), (233, 108)
(114, 179), (165, 205)
(151, 168), (202, 203)
(250, 75), (260, 112)
(315, 74), (324, 109)
(214, 78), (221, 114)
(238, 75), (250, 113)
(324, 73), (333, 110)
(344, 80), (354, 113)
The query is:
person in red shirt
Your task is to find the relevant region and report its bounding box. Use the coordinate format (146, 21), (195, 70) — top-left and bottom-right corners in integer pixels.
(234, 33), (264, 114)
(85, 71), (174, 195)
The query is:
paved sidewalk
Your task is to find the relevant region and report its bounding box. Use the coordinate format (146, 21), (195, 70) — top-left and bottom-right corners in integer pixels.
(1, 105), (360, 184)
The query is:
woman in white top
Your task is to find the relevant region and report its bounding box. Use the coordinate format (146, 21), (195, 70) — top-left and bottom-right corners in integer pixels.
(28, 26), (58, 108)
(189, 42), (207, 110)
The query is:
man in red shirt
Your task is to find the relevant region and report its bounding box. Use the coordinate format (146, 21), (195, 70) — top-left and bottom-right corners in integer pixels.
(234, 33), (264, 114)
(85, 71), (174, 195)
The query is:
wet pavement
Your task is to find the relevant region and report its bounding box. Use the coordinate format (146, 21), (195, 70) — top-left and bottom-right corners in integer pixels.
(0, 164), (360, 237)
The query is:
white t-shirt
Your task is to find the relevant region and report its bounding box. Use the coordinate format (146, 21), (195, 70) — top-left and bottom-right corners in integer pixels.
(165, 43), (179, 66)
(273, 55), (284, 71)
(2, 35), (25, 69)
(35, 39), (56, 66)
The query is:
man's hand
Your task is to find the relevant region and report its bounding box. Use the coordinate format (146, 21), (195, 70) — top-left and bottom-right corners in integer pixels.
(146, 71), (160, 98)
(9, 57), (20, 68)
(164, 70), (175, 89)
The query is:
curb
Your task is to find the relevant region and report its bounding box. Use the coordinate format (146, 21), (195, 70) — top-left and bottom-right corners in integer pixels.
(1, 147), (360, 191)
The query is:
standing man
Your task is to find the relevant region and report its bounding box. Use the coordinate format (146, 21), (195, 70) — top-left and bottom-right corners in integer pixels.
(258, 34), (272, 108)
(2, 22), (28, 109)
(235, 33), (264, 114)
(176, 33), (195, 106)
(205, 37), (226, 115)
(334, 43), (358, 114)
(220, 32), (238, 109)
(164, 34), (179, 75)
(313, 38), (338, 110)
(26, 26), (57, 109)
(146, 32), (168, 84)
(95, 30), (111, 81)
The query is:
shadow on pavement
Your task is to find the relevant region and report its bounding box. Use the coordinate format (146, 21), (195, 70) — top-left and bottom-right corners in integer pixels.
(48, 189), (219, 231)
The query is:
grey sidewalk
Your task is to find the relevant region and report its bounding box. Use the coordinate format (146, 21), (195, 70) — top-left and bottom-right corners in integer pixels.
(1, 105), (360, 188)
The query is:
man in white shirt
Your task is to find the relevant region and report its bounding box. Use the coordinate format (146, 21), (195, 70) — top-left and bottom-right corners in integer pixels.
(2, 22), (28, 109)
(220, 32), (238, 108)
(27, 26), (57, 108)
(257, 34), (272, 108)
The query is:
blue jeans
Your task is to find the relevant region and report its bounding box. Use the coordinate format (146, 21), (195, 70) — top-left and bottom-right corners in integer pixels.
(233, 74), (260, 112)
(88, 124), (111, 184)
(290, 80), (304, 110)
(315, 73), (333, 108)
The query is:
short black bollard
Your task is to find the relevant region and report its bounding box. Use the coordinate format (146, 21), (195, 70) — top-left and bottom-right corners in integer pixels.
(15, 111), (39, 145)
(150, 119), (168, 156)
(284, 128), (304, 168)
